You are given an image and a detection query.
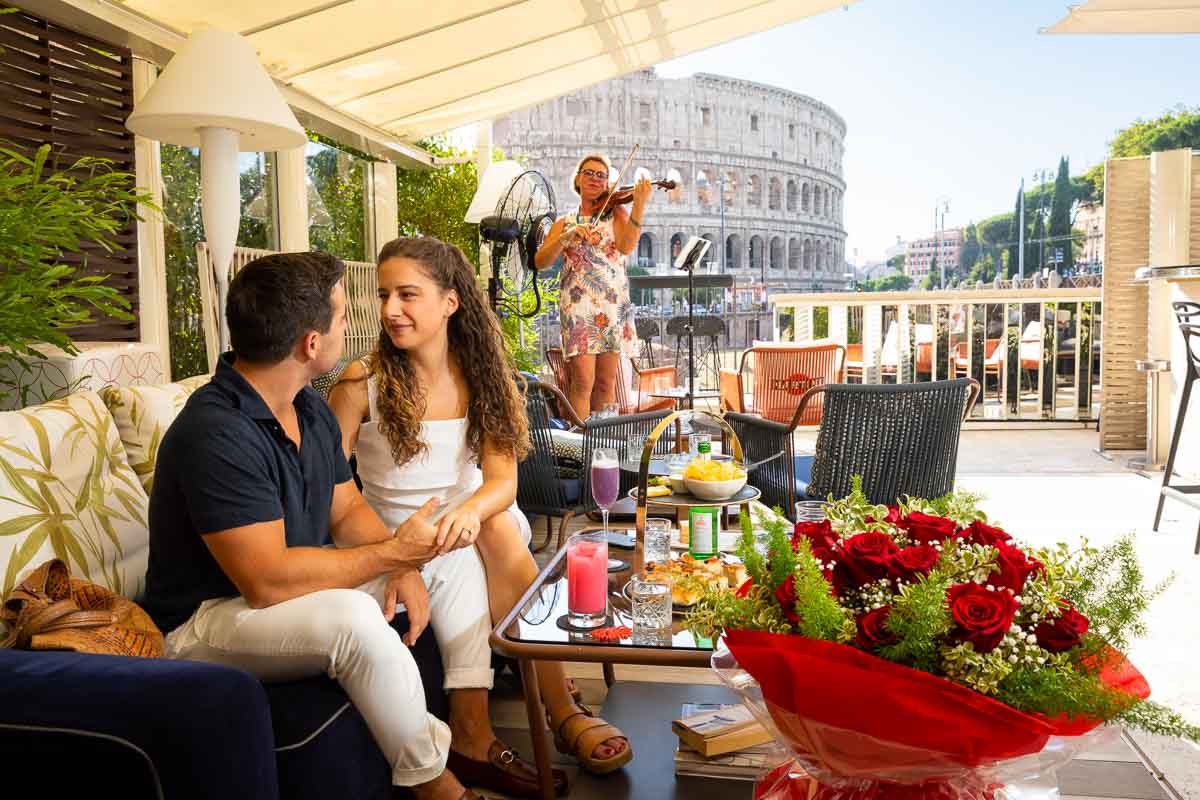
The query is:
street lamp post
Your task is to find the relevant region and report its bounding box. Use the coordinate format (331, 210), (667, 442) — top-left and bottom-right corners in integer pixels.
(933, 196), (950, 289)
(1032, 168), (1053, 276)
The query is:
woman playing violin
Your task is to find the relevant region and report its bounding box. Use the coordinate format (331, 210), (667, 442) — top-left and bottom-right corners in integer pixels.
(534, 153), (652, 420)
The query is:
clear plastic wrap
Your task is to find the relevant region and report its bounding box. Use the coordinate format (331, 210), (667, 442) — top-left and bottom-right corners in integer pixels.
(713, 638), (1126, 800)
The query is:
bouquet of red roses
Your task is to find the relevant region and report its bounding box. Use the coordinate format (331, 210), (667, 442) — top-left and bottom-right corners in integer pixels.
(686, 480), (1196, 800)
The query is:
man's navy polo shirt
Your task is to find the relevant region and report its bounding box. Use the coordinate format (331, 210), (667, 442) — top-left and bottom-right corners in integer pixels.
(143, 353), (353, 634)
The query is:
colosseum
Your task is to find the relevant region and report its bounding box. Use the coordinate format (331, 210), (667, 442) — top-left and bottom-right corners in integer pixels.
(493, 69), (850, 330)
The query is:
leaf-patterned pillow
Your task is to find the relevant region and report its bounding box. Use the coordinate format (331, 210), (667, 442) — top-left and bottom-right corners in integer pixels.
(0, 392), (149, 600)
(99, 373), (211, 495)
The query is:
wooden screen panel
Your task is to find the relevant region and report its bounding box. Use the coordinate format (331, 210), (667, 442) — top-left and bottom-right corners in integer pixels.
(0, 7), (139, 341)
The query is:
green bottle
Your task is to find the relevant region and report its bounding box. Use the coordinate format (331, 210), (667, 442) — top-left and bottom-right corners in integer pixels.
(688, 506), (719, 559)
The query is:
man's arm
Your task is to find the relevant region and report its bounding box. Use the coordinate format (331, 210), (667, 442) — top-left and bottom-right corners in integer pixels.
(201, 511), (436, 609)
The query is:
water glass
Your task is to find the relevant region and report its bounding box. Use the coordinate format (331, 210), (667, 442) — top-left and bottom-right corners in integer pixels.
(644, 517), (673, 565)
(630, 626), (673, 647)
(689, 432), (711, 458)
(629, 577), (672, 631)
(567, 530), (608, 629)
(626, 434), (647, 465)
(795, 500), (829, 523)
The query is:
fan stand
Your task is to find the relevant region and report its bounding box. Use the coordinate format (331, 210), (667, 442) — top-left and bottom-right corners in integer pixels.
(680, 258), (698, 410)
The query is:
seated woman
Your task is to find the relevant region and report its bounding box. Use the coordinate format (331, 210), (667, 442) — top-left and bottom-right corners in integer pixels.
(330, 237), (633, 785)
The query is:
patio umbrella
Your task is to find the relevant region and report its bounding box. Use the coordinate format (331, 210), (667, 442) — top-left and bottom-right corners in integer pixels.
(1043, 1), (1200, 34)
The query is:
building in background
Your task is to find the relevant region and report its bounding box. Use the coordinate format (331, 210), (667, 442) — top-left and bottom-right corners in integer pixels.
(905, 228), (963, 283)
(1074, 201), (1104, 274)
(493, 69), (849, 306)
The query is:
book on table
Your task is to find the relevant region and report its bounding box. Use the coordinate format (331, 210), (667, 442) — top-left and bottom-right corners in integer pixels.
(672, 702), (772, 757)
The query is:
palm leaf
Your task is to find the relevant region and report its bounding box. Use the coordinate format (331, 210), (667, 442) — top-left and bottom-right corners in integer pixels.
(0, 513), (47, 537)
(49, 520), (91, 579)
(0, 453), (48, 512)
(96, 511), (122, 556)
(4, 519), (52, 594)
(74, 455), (98, 514)
(112, 486), (145, 523)
(20, 413), (52, 468)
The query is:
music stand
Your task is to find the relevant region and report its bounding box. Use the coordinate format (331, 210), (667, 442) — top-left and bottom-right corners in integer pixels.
(672, 236), (712, 409)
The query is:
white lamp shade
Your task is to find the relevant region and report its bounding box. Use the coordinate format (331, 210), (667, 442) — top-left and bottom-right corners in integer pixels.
(464, 160), (525, 223)
(126, 28), (306, 151)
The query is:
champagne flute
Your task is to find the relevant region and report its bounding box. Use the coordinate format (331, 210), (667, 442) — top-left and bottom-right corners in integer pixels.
(589, 448), (623, 569)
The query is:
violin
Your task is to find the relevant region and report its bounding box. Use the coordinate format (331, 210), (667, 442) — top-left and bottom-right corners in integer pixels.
(595, 178), (677, 206)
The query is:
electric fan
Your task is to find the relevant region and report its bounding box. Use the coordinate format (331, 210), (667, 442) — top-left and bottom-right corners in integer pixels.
(479, 169), (556, 318)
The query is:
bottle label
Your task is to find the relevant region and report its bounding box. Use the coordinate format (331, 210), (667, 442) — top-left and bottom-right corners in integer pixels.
(689, 507), (717, 557)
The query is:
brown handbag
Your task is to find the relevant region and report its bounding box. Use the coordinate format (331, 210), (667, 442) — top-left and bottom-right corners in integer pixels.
(0, 559), (164, 658)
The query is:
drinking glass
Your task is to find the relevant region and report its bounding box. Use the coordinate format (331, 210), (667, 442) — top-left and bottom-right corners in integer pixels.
(626, 434), (647, 466)
(644, 517), (673, 565)
(590, 448), (620, 534)
(795, 500), (829, 522)
(629, 577), (672, 632)
(689, 432), (711, 458)
(567, 530), (608, 629)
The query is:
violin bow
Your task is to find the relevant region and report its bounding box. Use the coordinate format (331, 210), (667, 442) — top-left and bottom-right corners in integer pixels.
(590, 142), (639, 224)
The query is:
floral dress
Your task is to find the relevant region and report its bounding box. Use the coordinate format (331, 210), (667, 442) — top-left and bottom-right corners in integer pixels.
(558, 207), (638, 358)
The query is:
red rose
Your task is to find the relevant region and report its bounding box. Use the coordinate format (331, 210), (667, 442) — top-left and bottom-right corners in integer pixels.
(888, 545), (940, 581)
(593, 313), (610, 328)
(959, 519), (1012, 548)
(864, 506), (903, 526)
(990, 542), (1041, 593)
(903, 512), (959, 544)
(774, 575), (800, 622)
(947, 582), (1019, 654)
(735, 577), (753, 598)
(1035, 605), (1089, 653)
(792, 519), (838, 562)
(832, 531), (899, 593)
(855, 606), (899, 650)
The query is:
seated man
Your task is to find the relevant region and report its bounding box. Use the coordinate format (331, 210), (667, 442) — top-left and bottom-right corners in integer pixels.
(143, 252), (563, 800)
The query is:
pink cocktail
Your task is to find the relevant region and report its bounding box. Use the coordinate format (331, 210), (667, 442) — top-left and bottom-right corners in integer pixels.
(567, 531), (608, 628)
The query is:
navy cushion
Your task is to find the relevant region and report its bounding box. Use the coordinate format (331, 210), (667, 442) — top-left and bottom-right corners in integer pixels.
(794, 454), (815, 497)
(0, 648), (278, 800)
(559, 477), (582, 505)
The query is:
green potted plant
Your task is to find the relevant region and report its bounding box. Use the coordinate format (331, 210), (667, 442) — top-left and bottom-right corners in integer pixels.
(0, 142), (154, 405)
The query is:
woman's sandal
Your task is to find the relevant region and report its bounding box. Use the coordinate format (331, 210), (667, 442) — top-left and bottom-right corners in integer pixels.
(546, 701), (633, 775)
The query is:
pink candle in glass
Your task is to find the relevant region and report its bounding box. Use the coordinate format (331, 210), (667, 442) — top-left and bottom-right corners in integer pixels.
(567, 538), (608, 615)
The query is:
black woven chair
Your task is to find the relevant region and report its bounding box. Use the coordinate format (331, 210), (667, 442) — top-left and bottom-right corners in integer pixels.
(517, 379), (585, 552)
(635, 318), (661, 367)
(727, 379), (979, 519)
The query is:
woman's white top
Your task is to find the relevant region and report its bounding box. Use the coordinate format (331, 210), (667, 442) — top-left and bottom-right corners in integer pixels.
(355, 375), (530, 543)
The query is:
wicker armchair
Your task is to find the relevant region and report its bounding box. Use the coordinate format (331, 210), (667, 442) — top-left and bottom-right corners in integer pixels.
(719, 343), (845, 425)
(726, 379), (979, 519)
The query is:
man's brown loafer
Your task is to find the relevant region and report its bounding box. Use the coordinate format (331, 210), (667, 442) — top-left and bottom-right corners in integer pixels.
(446, 739), (567, 798)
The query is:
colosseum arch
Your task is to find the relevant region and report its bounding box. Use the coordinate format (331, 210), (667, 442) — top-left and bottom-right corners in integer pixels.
(786, 180), (797, 212)
(768, 177), (782, 210)
(725, 233), (742, 271)
(825, 240), (834, 271)
(670, 232), (685, 261)
(665, 168), (684, 205)
(812, 185), (822, 217)
(788, 237), (801, 271)
(824, 191), (831, 219)
(801, 183), (810, 213)
(749, 235), (764, 272)
(804, 237), (815, 271)
(769, 236), (784, 270)
(723, 171), (739, 207)
(748, 175), (762, 208)
(696, 169), (714, 208)
(701, 233), (717, 270)
(637, 232), (656, 268)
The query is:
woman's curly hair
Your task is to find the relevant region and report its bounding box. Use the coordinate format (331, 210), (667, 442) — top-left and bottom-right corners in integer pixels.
(369, 236), (529, 467)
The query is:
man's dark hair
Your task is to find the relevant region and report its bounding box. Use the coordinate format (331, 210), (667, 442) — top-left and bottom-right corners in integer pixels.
(226, 251), (345, 364)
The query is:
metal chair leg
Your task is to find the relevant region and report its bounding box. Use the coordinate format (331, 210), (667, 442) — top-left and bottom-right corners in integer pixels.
(603, 662), (615, 688)
(555, 511), (575, 552)
(1155, 375), (1193, 531)
(532, 516), (554, 553)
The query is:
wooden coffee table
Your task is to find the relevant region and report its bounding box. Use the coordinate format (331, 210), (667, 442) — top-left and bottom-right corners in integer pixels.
(490, 543), (714, 800)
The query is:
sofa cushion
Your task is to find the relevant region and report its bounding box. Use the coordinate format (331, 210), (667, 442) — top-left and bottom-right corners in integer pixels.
(0, 391), (150, 600)
(99, 373), (211, 495)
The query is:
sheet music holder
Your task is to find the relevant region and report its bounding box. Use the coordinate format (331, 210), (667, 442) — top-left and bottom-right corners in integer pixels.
(673, 236), (712, 409)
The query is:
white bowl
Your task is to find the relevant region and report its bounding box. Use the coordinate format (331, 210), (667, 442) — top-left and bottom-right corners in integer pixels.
(684, 475), (747, 501)
(669, 473), (688, 494)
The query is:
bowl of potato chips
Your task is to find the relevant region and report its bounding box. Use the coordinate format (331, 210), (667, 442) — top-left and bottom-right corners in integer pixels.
(683, 458), (748, 501)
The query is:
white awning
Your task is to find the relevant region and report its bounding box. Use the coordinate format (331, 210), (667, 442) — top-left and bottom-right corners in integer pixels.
(1044, 1), (1200, 34)
(105, 0), (853, 144)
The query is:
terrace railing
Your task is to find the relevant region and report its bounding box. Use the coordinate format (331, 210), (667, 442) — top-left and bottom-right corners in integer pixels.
(770, 286), (1103, 422)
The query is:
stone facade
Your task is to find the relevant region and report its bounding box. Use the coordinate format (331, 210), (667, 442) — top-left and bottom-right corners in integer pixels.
(493, 70), (849, 299)
(906, 228), (963, 283)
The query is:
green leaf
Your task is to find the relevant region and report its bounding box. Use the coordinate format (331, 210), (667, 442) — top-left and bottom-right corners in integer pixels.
(3, 519), (52, 594)
(112, 486), (145, 522)
(48, 521), (91, 579)
(0, 454), (48, 512)
(74, 456), (97, 514)
(0, 513), (47, 537)
(21, 413), (52, 468)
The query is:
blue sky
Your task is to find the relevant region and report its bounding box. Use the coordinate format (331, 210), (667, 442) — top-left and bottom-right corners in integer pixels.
(654, 1), (1197, 263)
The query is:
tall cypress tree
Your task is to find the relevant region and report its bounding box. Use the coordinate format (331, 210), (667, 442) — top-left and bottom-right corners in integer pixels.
(960, 222), (980, 278)
(1006, 186), (1023, 279)
(1047, 156), (1073, 273)
(1029, 210), (1045, 274)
